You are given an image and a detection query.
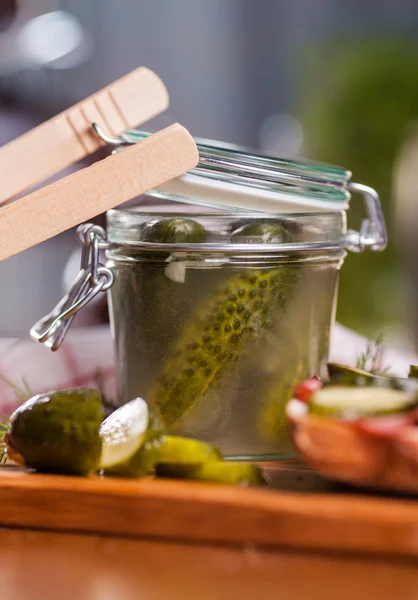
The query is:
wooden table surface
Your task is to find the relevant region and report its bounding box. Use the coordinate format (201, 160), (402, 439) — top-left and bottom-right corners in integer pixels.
(0, 463), (416, 599)
(0, 528), (416, 600)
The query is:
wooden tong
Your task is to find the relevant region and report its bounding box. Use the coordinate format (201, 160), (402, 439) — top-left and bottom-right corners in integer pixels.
(0, 67), (199, 262)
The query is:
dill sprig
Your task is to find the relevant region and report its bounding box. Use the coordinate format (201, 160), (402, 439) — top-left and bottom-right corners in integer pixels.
(356, 333), (388, 375)
(0, 374), (32, 403)
(0, 375), (33, 464)
(0, 423), (9, 463)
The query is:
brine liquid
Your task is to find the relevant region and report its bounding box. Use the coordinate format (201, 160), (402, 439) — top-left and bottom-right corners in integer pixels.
(107, 253), (340, 459)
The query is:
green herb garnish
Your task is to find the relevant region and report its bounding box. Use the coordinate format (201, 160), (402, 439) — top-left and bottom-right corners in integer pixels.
(356, 333), (388, 375)
(0, 375), (33, 464)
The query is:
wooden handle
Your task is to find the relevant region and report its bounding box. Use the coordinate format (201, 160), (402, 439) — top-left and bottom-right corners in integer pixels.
(0, 67), (169, 205)
(0, 124), (199, 261)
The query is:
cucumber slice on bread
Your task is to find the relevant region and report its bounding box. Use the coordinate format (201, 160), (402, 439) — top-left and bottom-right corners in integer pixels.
(309, 386), (418, 420)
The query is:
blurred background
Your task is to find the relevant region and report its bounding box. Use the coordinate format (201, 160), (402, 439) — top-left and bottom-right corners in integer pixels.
(1, 0), (418, 354)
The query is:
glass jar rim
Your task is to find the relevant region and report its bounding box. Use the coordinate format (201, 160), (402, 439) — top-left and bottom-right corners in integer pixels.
(105, 207), (347, 255)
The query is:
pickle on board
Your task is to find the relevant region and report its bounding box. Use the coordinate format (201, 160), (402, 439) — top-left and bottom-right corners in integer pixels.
(308, 385), (418, 420)
(151, 222), (297, 428)
(156, 460), (264, 486)
(157, 435), (221, 465)
(7, 388), (103, 476)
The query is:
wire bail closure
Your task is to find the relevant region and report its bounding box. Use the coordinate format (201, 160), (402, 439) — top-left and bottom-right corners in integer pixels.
(30, 224), (113, 351)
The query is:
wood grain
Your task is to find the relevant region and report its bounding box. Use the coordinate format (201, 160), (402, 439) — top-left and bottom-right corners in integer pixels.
(0, 123), (199, 261)
(0, 528), (416, 600)
(0, 67), (169, 205)
(0, 466), (416, 559)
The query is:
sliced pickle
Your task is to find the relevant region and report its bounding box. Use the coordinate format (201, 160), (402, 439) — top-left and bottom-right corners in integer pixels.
(157, 435), (221, 465)
(309, 385), (418, 420)
(156, 461), (264, 486)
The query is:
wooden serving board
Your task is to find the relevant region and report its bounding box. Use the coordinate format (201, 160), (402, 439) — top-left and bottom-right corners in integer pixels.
(0, 462), (416, 560)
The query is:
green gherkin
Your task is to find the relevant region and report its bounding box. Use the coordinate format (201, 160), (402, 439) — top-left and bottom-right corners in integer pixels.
(7, 388), (103, 476)
(142, 217), (206, 244)
(151, 270), (280, 426)
(151, 222), (297, 428)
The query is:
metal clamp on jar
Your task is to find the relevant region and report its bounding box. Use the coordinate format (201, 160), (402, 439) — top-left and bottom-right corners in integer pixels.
(31, 127), (387, 460)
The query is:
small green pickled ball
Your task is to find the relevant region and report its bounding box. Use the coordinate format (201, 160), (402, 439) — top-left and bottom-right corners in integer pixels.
(8, 388), (104, 476)
(231, 222), (293, 244)
(143, 218), (206, 244)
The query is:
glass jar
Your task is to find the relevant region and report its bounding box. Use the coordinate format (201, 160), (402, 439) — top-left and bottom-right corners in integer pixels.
(106, 209), (346, 459)
(31, 136), (387, 460)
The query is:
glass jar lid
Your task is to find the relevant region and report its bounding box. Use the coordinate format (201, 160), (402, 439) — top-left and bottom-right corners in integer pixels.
(120, 130), (351, 209)
(92, 123), (386, 253)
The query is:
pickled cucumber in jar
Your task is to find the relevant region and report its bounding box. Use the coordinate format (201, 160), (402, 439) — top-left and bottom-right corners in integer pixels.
(150, 220), (299, 434)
